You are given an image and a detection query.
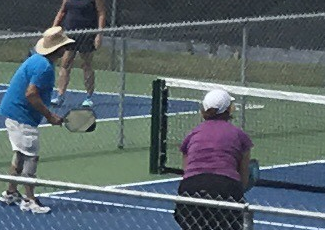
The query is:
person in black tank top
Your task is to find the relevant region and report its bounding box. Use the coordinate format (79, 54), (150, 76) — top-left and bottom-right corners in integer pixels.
(51, 0), (106, 107)
(63, 0), (98, 30)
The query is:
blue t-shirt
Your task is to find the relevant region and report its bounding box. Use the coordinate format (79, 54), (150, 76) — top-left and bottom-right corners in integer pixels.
(0, 54), (55, 127)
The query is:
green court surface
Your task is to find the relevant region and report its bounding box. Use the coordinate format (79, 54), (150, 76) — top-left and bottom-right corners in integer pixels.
(1, 43), (325, 192)
(0, 61), (166, 190)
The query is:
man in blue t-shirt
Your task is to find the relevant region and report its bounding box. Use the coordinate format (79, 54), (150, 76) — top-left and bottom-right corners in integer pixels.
(0, 26), (74, 214)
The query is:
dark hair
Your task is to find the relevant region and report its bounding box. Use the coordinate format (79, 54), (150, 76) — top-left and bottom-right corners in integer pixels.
(201, 107), (232, 121)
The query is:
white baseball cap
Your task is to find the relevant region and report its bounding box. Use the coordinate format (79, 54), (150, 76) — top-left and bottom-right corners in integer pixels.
(202, 89), (235, 114)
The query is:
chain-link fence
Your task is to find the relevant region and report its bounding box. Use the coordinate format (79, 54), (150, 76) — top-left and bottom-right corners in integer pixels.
(1, 175), (325, 230)
(0, 12), (325, 182)
(1, 0), (325, 32)
(113, 0), (325, 27)
(1, 9), (325, 229)
(0, 12), (324, 175)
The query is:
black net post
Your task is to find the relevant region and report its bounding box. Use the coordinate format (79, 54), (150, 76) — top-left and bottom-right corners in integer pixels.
(150, 79), (165, 174)
(159, 82), (168, 173)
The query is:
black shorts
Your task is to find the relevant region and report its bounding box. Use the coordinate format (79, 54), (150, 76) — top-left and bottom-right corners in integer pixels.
(66, 34), (96, 53)
(174, 173), (245, 230)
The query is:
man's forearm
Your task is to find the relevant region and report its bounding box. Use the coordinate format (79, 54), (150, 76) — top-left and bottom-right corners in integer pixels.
(27, 95), (52, 120)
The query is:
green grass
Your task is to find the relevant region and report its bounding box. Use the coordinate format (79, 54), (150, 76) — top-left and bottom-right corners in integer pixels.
(1, 39), (325, 87)
(1, 39), (325, 192)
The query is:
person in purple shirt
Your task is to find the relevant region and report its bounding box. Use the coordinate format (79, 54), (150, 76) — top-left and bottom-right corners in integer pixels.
(174, 89), (253, 230)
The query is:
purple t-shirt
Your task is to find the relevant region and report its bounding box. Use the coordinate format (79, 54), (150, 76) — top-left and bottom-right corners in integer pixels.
(180, 120), (253, 181)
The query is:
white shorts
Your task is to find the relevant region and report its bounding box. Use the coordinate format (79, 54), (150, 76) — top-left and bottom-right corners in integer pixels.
(5, 118), (39, 156)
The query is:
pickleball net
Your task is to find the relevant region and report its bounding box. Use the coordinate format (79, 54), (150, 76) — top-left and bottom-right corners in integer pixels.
(149, 78), (325, 192)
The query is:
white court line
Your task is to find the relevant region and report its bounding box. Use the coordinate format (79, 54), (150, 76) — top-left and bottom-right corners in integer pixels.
(36, 194), (325, 230)
(0, 82), (318, 194)
(105, 159), (325, 188)
(38, 195), (174, 214)
(0, 84), (264, 131)
(2, 85), (320, 228)
(0, 83), (202, 132)
(0, 104), (262, 132)
(0, 111), (198, 132)
(259, 159), (325, 170)
(0, 104), (263, 132)
(37, 177), (183, 197)
(254, 220), (325, 230)
(0, 83), (193, 102)
(37, 159), (325, 197)
(0, 83), (266, 108)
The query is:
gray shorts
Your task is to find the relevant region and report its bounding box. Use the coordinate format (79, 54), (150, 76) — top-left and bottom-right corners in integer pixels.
(12, 151), (39, 177)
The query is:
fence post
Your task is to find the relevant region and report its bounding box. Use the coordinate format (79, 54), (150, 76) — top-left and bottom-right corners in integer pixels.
(240, 25), (248, 130)
(243, 203), (254, 230)
(117, 36), (126, 149)
(110, 0), (117, 71)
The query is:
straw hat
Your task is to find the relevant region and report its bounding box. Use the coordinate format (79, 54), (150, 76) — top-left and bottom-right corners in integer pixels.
(35, 26), (75, 55)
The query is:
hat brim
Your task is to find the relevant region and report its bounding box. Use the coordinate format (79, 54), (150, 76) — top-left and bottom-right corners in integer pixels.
(35, 37), (75, 55)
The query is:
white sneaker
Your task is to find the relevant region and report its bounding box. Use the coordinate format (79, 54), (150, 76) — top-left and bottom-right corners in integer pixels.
(0, 190), (23, 205)
(82, 98), (94, 107)
(50, 95), (65, 106)
(20, 198), (51, 214)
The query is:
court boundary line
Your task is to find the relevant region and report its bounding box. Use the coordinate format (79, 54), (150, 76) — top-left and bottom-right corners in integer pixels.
(0, 84), (263, 132)
(0, 83), (194, 101)
(36, 194), (325, 230)
(1, 80), (323, 195)
(0, 83), (155, 99)
(260, 159), (325, 170)
(36, 159), (325, 197)
(0, 111), (198, 132)
(0, 83), (200, 133)
(38, 195), (174, 213)
(0, 106), (262, 132)
(254, 220), (325, 230)
(37, 177), (183, 197)
(0, 84), (265, 108)
(113, 159), (325, 187)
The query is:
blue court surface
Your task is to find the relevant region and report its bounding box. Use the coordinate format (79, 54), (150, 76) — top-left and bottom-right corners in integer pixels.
(0, 85), (198, 129)
(1, 85), (325, 229)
